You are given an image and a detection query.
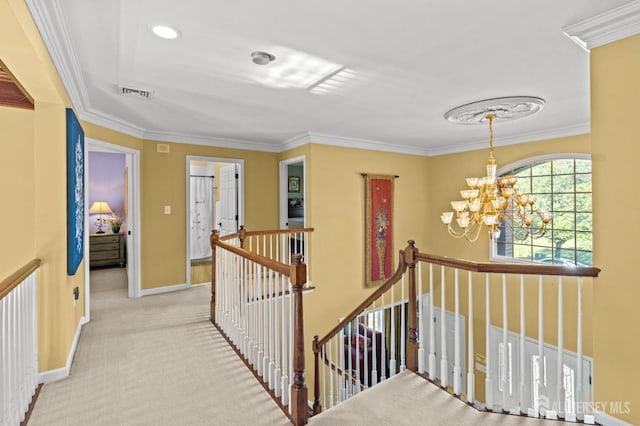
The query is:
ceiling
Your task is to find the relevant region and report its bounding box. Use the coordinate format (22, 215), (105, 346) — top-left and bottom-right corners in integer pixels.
(26, 0), (639, 155)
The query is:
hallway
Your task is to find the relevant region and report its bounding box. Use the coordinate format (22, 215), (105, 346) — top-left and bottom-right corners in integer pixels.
(28, 281), (289, 425)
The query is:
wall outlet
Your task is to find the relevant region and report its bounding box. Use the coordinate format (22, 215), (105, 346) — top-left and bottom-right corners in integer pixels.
(164, 205), (171, 214)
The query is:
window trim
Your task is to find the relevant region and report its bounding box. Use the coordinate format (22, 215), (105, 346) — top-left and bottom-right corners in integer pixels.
(490, 152), (592, 265)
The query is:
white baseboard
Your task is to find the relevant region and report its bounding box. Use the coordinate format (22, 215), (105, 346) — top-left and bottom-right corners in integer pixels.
(39, 315), (86, 384)
(595, 410), (634, 426)
(140, 283), (188, 297)
(190, 282), (211, 288)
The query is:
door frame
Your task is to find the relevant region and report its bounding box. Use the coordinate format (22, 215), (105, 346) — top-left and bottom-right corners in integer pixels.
(84, 139), (142, 321)
(185, 156), (244, 287)
(279, 155), (306, 229)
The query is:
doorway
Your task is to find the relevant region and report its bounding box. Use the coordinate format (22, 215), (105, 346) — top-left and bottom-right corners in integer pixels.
(84, 138), (141, 321)
(279, 156), (306, 229)
(185, 156), (244, 287)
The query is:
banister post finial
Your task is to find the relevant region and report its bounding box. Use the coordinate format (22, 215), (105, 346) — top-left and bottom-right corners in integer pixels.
(405, 240), (419, 372)
(239, 225), (246, 248)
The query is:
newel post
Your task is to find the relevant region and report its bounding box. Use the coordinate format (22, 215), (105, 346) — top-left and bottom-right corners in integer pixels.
(290, 254), (308, 425)
(405, 240), (419, 372)
(239, 225), (246, 249)
(210, 230), (220, 324)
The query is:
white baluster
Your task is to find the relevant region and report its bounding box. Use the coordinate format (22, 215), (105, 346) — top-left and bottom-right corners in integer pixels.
(467, 270), (475, 405)
(390, 284), (396, 377)
(418, 262), (425, 374)
(280, 274), (289, 405)
(440, 265), (448, 389)
(274, 271), (282, 397)
(519, 274), (525, 415)
(557, 276), (565, 419)
(486, 273), (493, 411)
(322, 343), (327, 409)
(575, 277), (584, 421)
(535, 274), (544, 418)
(454, 268), (461, 395)
(429, 264), (436, 379)
(380, 292), (387, 381)
(502, 274), (508, 412)
(371, 301), (378, 386)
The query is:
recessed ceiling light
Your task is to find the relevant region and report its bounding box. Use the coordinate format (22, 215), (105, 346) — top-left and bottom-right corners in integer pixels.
(251, 51), (276, 65)
(152, 25), (181, 40)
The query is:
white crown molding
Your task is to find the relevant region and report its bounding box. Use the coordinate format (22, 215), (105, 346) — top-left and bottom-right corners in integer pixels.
(143, 130), (281, 152)
(562, 0), (640, 50)
(282, 131), (432, 157)
(426, 121), (591, 156)
(26, 0), (90, 112)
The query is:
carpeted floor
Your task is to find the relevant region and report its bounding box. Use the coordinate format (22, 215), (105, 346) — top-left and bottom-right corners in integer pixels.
(30, 269), (570, 426)
(28, 280), (290, 426)
(309, 370), (567, 426)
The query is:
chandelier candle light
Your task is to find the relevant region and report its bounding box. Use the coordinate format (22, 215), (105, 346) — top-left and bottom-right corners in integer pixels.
(440, 109), (551, 242)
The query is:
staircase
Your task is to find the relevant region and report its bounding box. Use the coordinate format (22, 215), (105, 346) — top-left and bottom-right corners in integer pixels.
(211, 228), (601, 425)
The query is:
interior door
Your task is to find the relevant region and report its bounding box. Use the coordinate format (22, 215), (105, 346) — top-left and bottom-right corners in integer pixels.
(219, 164), (238, 235)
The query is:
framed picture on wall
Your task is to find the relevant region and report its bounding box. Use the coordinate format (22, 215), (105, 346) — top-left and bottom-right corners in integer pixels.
(288, 176), (301, 192)
(364, 174), (395, 287)
(66, 108), (85, 275)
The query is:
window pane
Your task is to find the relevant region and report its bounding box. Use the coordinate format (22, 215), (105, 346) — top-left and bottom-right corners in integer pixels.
(553, 159), (575, 175)
(536, 194), (552, 211)
(553, 174), (575, 193)
(577, 251), (592, 266)
(576, 194), (592, 212)
(576, 173), (591, 192)
(516, 176), (531, 192)
(552, 212), (576, 231)
(531, 176), (551, 193)
(576, 159), (591, 173)
(531, 161), (551, 176)
(513, 244), (532, 260)
(576, 213), (592, 231)
(553, 194), (575, 212)
(576, 231), (592, 251)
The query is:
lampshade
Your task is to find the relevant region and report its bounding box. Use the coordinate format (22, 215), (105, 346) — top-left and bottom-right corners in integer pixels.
(89, 201), (113, 215)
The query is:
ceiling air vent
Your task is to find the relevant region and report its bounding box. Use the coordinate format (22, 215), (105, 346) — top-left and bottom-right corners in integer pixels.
(118, 85), (153, 100)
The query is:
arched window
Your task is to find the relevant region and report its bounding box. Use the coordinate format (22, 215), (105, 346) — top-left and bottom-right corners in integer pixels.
(492, 154), (592, 266)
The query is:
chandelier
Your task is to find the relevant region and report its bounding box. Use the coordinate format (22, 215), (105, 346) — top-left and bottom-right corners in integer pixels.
(440, 109), (551, 242)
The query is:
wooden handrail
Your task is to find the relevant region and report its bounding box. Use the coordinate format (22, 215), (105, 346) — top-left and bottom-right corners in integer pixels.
(415, 252), (601, 277)
(217, 225), (315, 243)
(0, 259), (41, 300)
(211, 232), (290, 276)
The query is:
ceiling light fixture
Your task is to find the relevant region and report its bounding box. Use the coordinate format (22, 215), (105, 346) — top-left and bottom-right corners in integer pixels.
(251, 51), (275, 65)
(440, 97), (551, 242)
(152, 25), (181, 40)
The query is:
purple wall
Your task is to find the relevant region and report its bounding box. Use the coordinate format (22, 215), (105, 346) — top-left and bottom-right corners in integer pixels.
(88, 152), (126, 234)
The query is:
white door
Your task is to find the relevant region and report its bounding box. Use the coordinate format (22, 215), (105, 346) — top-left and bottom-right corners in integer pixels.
(219, 164), (238, 236)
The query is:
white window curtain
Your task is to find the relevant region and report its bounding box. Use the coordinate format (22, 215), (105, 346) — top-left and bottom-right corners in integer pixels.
(190, 176), (214, 260)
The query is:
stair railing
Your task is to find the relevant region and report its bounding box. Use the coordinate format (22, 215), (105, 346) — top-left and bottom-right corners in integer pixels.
(312, 241), (601, 423)
(1, 259), (42, 426)
(210, 227), (313, 426)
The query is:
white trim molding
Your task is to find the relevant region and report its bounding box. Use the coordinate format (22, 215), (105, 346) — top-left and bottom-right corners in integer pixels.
(595, 410), (634, 426)
(562, 0), (640, 50)
(140, 283), (189, 297)
(38, 316), (86, 384)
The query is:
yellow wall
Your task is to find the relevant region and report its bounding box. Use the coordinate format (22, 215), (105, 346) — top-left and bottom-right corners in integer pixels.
(591, 34), (640, 424)
(1, 0), (84, 371)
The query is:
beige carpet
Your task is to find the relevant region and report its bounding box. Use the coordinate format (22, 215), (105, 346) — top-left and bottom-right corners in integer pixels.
(28, 284), (290, 426)
(309, 370), (567, 426)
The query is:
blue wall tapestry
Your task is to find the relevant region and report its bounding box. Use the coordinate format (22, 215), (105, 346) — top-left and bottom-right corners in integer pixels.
(66, 108), (85, 275)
